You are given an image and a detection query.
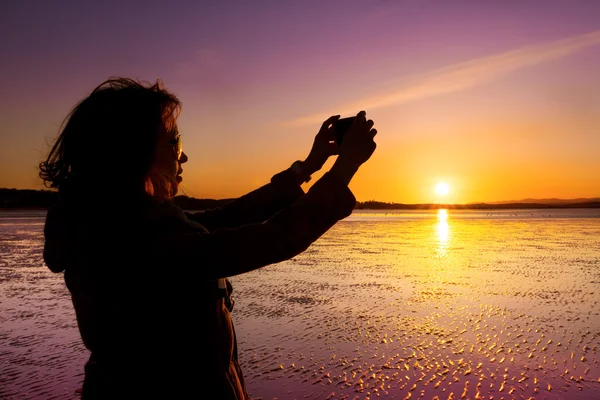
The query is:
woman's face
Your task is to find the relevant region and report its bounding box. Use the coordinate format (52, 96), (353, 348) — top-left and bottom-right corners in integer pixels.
(154, 123), (188, 194)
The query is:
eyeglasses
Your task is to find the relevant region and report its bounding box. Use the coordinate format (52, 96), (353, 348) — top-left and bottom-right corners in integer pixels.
(169, 134), (183, 160)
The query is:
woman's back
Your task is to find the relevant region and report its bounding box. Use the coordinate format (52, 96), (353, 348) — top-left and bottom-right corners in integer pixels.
(44, 201), (246, 399)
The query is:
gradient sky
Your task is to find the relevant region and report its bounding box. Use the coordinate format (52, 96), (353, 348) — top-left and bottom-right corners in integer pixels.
(1, 0), (599, 204)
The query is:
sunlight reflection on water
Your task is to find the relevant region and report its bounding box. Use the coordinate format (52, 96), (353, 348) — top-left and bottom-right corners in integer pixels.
(436, 209), (450, 258)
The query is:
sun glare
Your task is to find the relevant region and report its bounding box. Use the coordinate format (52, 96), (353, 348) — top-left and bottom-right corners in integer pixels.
(435, 182), (450, 196)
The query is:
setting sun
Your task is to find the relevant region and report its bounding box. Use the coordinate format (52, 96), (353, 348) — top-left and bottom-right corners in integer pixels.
(435, 182), (450, 196)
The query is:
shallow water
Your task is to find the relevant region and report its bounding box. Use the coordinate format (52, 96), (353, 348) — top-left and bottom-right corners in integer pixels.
(1, 209), (599, 399)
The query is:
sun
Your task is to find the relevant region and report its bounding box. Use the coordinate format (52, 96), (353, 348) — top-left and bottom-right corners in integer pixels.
(435, 182), (450, 196)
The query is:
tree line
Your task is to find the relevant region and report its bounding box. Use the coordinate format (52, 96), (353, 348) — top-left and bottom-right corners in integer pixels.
(1, 188), (598, 210)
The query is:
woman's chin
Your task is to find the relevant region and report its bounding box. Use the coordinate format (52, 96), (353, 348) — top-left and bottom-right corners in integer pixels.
(176, 175), (183, 183)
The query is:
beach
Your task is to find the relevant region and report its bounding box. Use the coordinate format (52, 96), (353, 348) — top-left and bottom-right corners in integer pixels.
(1, 209), (599, 399)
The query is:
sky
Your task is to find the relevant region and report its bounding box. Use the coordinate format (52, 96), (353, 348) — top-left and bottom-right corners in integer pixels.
(1, 0), (599, 204)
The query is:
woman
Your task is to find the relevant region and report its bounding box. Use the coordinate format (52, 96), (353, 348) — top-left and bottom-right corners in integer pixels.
(40, 77), (377, 399)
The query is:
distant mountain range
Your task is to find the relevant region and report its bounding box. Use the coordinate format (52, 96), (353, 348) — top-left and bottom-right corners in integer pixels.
(0, 188), (598, 210)
(354, 198), (600, 210)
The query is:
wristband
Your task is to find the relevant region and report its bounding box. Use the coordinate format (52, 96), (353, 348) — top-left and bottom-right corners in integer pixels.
(290, 160), (312, 183)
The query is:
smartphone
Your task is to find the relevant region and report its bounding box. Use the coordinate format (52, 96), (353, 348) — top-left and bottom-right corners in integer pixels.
(333, 116), (356, 146)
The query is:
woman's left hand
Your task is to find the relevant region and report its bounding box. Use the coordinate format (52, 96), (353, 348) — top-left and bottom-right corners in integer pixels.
(302, 115), (341, 175)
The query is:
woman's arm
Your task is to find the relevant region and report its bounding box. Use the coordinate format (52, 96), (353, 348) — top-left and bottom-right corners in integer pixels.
(159, 111), (376, 280)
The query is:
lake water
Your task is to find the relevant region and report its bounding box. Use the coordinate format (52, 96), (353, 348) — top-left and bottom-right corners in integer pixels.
(1, 209), (599, 399)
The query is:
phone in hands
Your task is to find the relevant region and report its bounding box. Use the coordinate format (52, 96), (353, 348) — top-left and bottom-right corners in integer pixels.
(333, 116), (356, 146)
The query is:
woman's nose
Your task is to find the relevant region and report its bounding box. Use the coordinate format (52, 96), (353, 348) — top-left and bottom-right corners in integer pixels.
(179, 151), (188, 164)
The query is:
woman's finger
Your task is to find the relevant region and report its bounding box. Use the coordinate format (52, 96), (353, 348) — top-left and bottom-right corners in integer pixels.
(320, 115), (340, 132)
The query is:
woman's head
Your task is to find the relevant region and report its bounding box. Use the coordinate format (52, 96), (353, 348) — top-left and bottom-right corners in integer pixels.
(39, 77), (187, 202)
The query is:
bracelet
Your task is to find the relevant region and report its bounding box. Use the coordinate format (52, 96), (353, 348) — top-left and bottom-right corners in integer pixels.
(290, 160), (312, 183)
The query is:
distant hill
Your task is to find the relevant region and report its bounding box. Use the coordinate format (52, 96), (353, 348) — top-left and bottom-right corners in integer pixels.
(0, 188), (59, 209)
(354, 199), (600, 210)
(484, 197), (600, 205)
(0, 188), (598, 210)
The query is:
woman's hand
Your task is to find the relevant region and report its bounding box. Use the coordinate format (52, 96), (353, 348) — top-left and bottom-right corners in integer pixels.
(329, 111), (377, 185)
(337, 111), (377, 167)
(302, 115), (341, 175)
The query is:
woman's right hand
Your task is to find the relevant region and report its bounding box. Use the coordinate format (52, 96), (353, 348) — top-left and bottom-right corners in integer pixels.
(329, 111), (377, 185)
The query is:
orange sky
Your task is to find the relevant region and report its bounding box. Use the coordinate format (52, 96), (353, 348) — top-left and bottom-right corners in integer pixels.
(1, 1), (599, 204)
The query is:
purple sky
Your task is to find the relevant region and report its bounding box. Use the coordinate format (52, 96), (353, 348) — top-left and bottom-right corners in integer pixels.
(1, 0), (599, 203)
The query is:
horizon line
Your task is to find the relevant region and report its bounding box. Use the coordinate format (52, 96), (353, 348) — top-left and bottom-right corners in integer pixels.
(0, 187), (598, 206)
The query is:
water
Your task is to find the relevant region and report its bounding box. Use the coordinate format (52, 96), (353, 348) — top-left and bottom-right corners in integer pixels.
(1, 209), (599, 399)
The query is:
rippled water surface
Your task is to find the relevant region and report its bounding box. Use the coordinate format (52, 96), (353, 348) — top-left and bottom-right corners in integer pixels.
(1, 209), (599, 399)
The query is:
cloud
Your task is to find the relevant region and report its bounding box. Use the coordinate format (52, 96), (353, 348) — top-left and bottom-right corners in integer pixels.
(288, 30), (600, 126)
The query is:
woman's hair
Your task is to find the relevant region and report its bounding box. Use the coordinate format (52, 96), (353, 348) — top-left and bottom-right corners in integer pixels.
(39, 77), (182, 203)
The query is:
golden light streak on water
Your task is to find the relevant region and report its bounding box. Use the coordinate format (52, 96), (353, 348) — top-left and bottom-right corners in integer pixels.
(435, 209), (450, 258)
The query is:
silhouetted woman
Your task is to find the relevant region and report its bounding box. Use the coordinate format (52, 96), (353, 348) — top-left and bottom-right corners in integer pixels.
(39, 77), (377, 399)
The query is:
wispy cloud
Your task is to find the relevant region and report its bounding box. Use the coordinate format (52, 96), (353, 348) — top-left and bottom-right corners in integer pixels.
(289, 30), (600, 126)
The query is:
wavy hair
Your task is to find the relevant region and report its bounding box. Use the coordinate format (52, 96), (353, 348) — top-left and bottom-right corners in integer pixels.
(39, 77), (182, 203)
